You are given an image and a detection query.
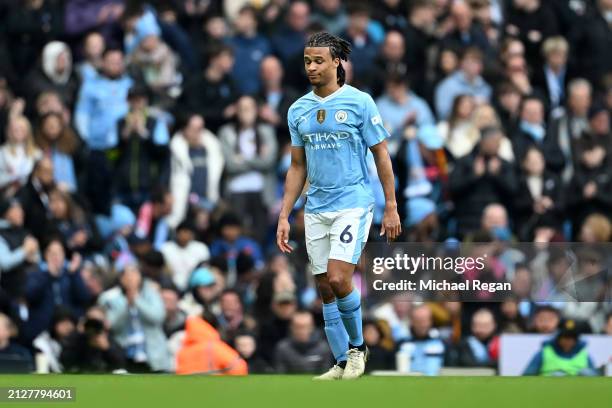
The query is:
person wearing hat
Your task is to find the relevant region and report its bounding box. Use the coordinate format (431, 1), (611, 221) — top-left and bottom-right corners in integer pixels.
(0, 197), (39, 299)
(523, 319), (597, 376)
(160, 220), (210, 292)
(113, 85), (170, 213)
(178, 266), (222, 319)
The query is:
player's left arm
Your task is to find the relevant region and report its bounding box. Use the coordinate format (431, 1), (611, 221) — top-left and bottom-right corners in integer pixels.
(370, 140), (401, 241)
(362, 92), (401, 241)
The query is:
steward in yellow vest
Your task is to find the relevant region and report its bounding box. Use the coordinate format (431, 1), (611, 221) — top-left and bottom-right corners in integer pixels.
(523, 320), (597, 376)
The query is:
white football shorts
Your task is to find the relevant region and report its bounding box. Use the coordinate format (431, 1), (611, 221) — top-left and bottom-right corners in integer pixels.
(304, 206), (374, 275)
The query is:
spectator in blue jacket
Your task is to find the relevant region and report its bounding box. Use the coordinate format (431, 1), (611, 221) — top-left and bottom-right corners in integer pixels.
(397, 304), (445, 376)
(229, 5), (271, 95)
(22, 239), (92, 345)
(75, 48), (133, 214)
(271, 1), (310, 67)
(435, 47), (492, 120)
(210, 213), (264, 280)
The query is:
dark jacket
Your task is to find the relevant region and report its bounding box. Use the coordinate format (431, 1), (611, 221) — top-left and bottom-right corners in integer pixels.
(60, 332), (125, 373)
(17, 179), (52, 243)
(0, 220), (32, 298)
(514, 171), (564, 240)
(449, 150), (517, 237)
(512, 128), (565, 173)
(24, 66), (81, 109)
(178, 73), (238, 133)
(569, 6), (612, 86)
(22, 264), (92, 345)
(504, 3), (559, 66)
(113, 115), (170, 203)
(274, 332), (332, 374)
(566, 160), (612, 231)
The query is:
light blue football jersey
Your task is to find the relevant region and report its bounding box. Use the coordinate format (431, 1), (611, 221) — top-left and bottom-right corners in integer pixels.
(288, 85), (389, 214)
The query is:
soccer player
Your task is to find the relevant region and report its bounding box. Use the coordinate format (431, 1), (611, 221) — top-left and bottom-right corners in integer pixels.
(276, 32), (401, 380)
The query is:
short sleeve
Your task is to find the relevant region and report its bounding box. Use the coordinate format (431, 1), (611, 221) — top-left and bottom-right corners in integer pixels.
(288, 106), (304, 147)
(361, 94), (389, 147)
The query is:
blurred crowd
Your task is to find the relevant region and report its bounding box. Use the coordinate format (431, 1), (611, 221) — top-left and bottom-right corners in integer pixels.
(0, 0), (611, 375)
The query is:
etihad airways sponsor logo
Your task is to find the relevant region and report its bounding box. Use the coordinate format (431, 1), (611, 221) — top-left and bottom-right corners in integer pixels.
(302, 131), (350, 143)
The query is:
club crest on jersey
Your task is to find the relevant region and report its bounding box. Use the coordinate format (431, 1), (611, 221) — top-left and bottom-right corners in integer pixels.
(316, 109), (326, 123)
(335, 110), (347, 123)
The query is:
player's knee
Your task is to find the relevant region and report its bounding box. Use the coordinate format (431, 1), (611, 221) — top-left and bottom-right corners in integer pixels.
(315, 278), (335, 303)
(327, 273), (350, 297)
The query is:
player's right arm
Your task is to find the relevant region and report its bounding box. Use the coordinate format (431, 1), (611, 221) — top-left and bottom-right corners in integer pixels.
(277, 146), (307, 253)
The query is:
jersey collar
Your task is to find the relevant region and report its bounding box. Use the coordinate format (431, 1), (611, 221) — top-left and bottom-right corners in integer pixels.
(310, 84), (347, 103)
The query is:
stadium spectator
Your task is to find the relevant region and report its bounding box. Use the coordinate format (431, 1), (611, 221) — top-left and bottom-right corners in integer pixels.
(523, 319), (597, 376)
(210, 213), (264, 277)
(126, 18), (180, 108)
(98, 261), (171, 372)
(566, 124), (612, 234)
(446, 308), (499, 368)
(271, 1), (310, 67)
(340, 2), (379, 82)
(258, 290), (297, 364)
(167, 113), (224, 228)
(179, 43), (237, 133)
(398, 304), (445, 376)
(47, 188), (103, 256)
(160, 284), (186, 338)
(176, 314), (247, 375)
(531, 306), (561, 334)
(22, 239), (92, 344)
(34, 112), (81, 193)
(24, 42), (80, 109)
(258, 56), (300, 144)
(569, 0), (612, 87)
(505, 0), (559, 67)
(4, 0), (63, 78)
(217, 289), (255, 344)
(134, 186), (172, 251)
(219, 95), (278, 242)
(550, 79), (593, 181)
(376, 73), (437, 147)
(435, 47), (492, 120)
(113, 86), (170, 213)
(449, 126), (517, 238)
(32, 306), (77, 373)
(403, 0), (436, 97)
(0, 312), (33, 373)
(532, 36), (573, 111)
(77, 32), (106, 81)
(233, 331), (273, 374)
(514, 146), (564, 240)
(229, 5), (271, 95)
(0, 116), (41, 198)
(60, 313), (126, 373)
(75, 48), (132, 214)
(160, 220), (209, 292)
(512, 95), (564, 172)
(0, 198), (39, 299)
(441, 0), (492, 55)
(274, 310), (331, 374)
(18, 157), (55, 243)
(361, 319), (394, 372)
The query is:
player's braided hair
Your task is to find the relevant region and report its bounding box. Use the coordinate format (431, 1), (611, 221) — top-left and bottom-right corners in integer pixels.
(306, 32), (352, 86)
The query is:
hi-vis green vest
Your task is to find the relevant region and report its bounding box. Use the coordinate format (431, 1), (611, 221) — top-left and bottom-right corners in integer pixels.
(540, 344), (589, 376)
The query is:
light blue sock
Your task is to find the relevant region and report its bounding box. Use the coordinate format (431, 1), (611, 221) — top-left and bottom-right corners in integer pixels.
(322, 301), (349, 363)
(337, 288), (363, 347)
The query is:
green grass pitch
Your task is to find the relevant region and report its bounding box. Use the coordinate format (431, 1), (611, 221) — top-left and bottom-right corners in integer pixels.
(0, 375), (610, 408)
